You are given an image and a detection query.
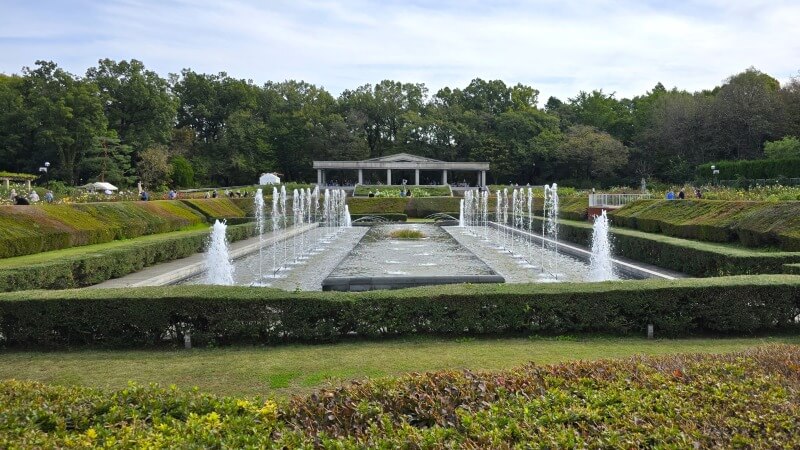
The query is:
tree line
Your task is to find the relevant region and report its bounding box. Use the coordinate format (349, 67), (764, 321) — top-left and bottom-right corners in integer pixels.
(1, 59), (798, 188)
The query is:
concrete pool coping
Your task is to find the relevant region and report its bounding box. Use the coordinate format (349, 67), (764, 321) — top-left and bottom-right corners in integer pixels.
(89, 223), (320, 288)
(322, 274), (505, 291)
(488, 222), (686, 280)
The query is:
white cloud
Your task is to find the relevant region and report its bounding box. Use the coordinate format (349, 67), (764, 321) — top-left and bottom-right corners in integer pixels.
(1, 0), (798, 101)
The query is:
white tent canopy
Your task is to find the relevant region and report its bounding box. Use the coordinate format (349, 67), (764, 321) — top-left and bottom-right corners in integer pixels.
(80, 182), (119, 191)
(259, 173), (281, 185)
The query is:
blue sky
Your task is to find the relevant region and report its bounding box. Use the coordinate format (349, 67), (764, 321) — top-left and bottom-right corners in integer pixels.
(2, 0), (799, 101)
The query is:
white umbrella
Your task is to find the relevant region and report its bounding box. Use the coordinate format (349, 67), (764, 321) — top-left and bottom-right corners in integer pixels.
(80, 182), (119, 191)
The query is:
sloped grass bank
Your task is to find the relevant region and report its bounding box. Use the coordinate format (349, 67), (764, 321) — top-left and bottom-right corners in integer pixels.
(1, 346), (798, 447)
(0, 223), (257, 292)
(179, 198), (246, 221)
(537, 217), (800, 277)
(0, 201), (207, 258)
(610, 199), (800, 250)
(1, 275), (798, 348)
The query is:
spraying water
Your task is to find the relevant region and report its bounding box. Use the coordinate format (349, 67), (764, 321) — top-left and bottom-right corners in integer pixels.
(254, 188), (265, 279)
(459, 199), (465, 227)
(205, 220), (234, 285)
(587, 210), (614, 281)
(271, 187), (280, 273)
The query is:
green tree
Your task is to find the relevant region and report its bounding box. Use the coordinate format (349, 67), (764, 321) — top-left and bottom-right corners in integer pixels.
(138, 146), (172, 190)
(170, 156), (195, 188)
(764, 136), (800, 159)
(0, 74), (31, 173)
(77, 135), (135, 186)
(86, 59), (177, 159)
(21, 61), (108, 184)
(555, 125), (629, 182)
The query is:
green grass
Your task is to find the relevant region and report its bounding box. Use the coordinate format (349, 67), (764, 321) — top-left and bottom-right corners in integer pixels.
(1, 336), (796, 398)
(0, 224), (209, 268)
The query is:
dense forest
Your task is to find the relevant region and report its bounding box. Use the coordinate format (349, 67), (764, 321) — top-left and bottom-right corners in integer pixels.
(1, 59), (798, 188)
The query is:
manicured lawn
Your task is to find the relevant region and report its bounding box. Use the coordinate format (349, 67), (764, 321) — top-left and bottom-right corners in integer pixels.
(1, 336), (796, 398)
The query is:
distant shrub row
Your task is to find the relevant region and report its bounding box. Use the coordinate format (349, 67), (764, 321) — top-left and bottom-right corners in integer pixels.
(0, 223), (257, 292)
(609, 199), (800, 250)
(353, 184), (452, 197)
(0, 275), (797, 348)
(0, 199), (251, 259)
(2, 345), (798, 447)
(347, 196), (587, 220)
(536, 217), (800, 277)
(697, 158), (800, 180)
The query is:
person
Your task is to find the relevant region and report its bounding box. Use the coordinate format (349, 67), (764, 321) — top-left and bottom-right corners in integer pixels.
(212, 190), (218, 199)
(666, 190), (675, 200)
(9, 189), (16, 201)
(44, 190), (54, 203)
(400, 188), (406, 197)
(368, 191), (374, 198)
(406, 188), (412, 197)
(168, 189), (176, 200)
(29, 190), (40, 203)
(104, 189), (112, 196)
(678, 189), (685, 200)
(695, 188), (702, 199)
(14, 195), (29, 205)
(204, 191), (210, 199)
(140, 190), (149, 201)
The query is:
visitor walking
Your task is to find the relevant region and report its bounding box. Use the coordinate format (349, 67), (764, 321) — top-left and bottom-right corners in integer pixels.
(695, 188), (702, 199)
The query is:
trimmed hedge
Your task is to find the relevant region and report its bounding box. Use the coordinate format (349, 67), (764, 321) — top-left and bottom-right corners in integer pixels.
(0, 275), (798, 348)
(610, 199), (800, 250)
(698, 158), (800, 180)
(535, 217), (800, 277)
(180, 198), (246, 220)
(347, 196), (587, 220)
(0, 223), (257, 292)
(354, 184), (452, 197)
(0, 201), (206, 258)
(2, 346), (799, 447)
(350, 213), (407, 222)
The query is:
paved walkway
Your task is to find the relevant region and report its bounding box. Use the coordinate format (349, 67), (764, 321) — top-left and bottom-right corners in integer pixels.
(90, 223), (319, 288)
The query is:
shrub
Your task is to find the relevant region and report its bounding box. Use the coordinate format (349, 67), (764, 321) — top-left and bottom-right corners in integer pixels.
(388, 229), (425, 239)
(170, 155), (195, 188)
(0, 223), (257, 292)
(697, 158), (800, 181)
(609, 199), (800, 250)
(350, 213), (407, 222)
(0, 275), (798, 348)
(180, 199), (246, 220)
(354, 185), (452, 197)
(1, 347), (800, 447)
(0, 201), (207, 258)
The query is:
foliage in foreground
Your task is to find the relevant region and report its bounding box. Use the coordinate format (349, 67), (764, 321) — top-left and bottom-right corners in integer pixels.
(1, 345), (798, 448)
(0, 275), (798, 347)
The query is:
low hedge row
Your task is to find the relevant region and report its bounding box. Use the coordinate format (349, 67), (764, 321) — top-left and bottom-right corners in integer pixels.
(698, 157), (800, 180)
(2, 346), (798, 447)
(350, 213), (407, 222)
(0, 223), (257, 292)
(609, 199), (800, 250)
(0, 275), (798, 348)
(354, 184), (452, 197)
(0, 201), (207, 258)
(347, 196), (587, 220)
(180, 198), (246, 220)
(534, 217), (800, 277)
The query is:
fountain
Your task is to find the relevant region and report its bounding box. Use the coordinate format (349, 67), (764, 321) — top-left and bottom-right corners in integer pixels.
(254, 188), (265, 279)
(587, 210), (614, 281)
(205, 220), (234, 285)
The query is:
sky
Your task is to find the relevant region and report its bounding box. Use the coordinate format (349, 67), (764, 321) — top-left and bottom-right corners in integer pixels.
(2, 0), (799, 102)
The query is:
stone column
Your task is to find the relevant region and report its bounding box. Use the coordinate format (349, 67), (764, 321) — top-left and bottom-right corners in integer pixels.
(358, 169), (363, 185)
(317, 169), (322, 185)
(481, 170), (486, 187)
(415, 169), (420, 185)
(322, 170), (326, 186)
(2, 179), (8, 189)
(442, 170), (448, 185)
(26, 180), (31, 190)
(386, 168), (392, 185)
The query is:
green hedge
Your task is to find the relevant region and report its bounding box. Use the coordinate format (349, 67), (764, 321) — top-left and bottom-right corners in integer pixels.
(354, 185), (452, 197)
(0, 275), (798, 348)
(698, 158), (800, 180)
(347, 196), (587, 220)
(2, 346), (799, 447)
(0, 201), (207, 258)
(535, 217), (800, 277)
(609, 199), (800, 250)
(180, 198), (246, 220)
(0, 223), (257, 292)
(350, 213), (407, 222)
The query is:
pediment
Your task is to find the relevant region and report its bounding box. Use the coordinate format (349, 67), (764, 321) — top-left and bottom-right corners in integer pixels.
(364, 153), (442, 163)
